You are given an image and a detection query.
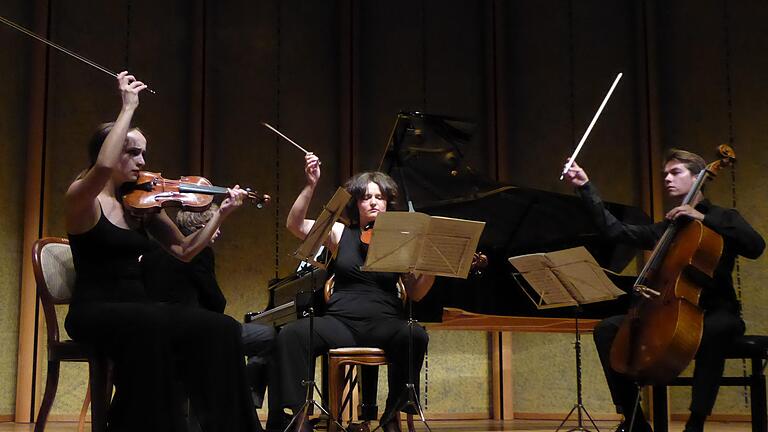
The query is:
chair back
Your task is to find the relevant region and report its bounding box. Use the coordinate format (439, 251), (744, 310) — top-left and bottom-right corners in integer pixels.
(32, 237), (75, 344)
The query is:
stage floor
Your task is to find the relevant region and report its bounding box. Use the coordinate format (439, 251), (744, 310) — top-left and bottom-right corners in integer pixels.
(0, 419), (754, 432)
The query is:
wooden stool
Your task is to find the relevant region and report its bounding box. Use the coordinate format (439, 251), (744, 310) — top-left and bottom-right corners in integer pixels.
(327, 347), (415, 432)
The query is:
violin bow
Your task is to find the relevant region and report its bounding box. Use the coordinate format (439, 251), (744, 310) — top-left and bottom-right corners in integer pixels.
(261, 122), (310, 154)
(559, 72), (623, 180)
(0, 14), (156, 94)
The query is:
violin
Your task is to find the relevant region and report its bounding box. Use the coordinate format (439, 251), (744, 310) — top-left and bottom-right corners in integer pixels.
(122, 171), (269, 215)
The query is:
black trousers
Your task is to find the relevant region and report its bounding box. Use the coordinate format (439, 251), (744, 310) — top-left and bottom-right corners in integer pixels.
(66, 302), (258, 432)
(242, 322), (277, 407)
(269, 314), (428, 417)
(593, 309), (745, 416)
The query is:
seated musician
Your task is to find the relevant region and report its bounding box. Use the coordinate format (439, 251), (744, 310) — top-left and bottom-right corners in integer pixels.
(142, 204), (276, 430)
(268, 153), (435, 432)
(64, 72), (260, 431)
(563, 149), (765, 432)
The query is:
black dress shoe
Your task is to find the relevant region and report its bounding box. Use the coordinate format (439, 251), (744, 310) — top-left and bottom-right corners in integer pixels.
(615, 419), (653, 432)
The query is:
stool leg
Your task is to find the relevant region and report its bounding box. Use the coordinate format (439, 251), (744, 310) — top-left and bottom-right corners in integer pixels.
(751, 357), (767, 432)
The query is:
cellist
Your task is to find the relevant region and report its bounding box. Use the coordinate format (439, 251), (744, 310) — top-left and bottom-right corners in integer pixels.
(563, 149), (764, 432)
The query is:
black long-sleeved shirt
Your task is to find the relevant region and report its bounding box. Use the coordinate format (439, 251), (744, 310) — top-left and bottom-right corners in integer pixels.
(577, 181), (764, 313)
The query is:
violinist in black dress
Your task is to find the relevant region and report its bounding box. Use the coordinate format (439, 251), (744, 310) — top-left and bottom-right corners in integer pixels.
(64, 72), (259, 432)
(269, 152), (435, 432)
(563, 149), (765, 432)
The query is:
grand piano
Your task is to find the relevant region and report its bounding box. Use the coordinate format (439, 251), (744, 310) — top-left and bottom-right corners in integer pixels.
(246, 111), (649, 420)
(248, 111), (648, 329)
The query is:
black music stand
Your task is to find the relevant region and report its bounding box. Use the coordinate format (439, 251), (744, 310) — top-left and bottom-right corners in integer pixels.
(509, 247), (626, 432)
(283, 194), (350, 432)
(557, 306), (600, 432)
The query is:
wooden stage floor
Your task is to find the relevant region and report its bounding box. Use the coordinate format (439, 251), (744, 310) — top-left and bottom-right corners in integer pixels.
(0, 419), (754, 432)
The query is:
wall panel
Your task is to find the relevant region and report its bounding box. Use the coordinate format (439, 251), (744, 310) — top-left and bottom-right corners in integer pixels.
(0, 0), (34, 417)
(3, 0), (768, 422)
(357, 0), (424, 172)
(205, 0), (280, 319)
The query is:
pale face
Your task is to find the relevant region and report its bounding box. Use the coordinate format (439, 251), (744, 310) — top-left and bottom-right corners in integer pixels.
(663, 159), (697, 199)
(115, 130), (147, 183)
(357, 182), (388, 227)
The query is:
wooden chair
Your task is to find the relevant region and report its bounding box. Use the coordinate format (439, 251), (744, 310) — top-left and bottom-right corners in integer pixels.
(324, 275), (415, 432)
(652, 335), (768, 432)
(33, 237), (111, 432)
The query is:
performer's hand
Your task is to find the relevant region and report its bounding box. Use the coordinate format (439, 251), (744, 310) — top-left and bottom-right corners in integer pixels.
(305, 152), (321, 187)
(666, 204), (704, 222)
(219, 186), (248, 218)
(117, 71), (147, 111)
(562, 159), (589, 187)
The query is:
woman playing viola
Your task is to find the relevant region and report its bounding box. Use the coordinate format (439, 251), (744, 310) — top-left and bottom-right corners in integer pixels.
(64, 72), (260, 432)
(270, 152), (435, 432)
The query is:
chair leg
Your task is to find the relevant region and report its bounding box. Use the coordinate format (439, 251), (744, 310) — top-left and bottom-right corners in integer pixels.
(77, 384), (91, 432)
(89, 357), (112, 432)
(34, 361), (60, 432)
(751, 357), (767, 432)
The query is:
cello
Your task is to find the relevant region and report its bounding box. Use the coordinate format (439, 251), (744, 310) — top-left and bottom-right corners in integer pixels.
(609, 144), (736, 385)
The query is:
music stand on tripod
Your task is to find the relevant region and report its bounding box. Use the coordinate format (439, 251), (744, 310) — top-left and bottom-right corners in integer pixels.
(360, 211), (485, 432)
(284, 188), (352, 432)
(508, 246), (627, 432)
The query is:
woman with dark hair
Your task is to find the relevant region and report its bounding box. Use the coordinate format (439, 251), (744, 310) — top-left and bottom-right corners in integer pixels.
(64, 72), (260, 432)
(270, 152), (435, 432)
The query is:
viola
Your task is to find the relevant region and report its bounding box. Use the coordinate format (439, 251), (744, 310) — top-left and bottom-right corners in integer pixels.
(360, 222), (375, 245)
(609, 144), (736, 385)
(122, 171), (269, 215)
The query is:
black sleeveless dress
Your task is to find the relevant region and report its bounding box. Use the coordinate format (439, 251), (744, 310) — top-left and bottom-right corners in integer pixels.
(65, 210), (258, 432)
(271, 225), (428, 418)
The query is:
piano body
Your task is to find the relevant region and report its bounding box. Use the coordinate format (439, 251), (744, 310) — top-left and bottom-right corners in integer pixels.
(249, 111), (648, 330)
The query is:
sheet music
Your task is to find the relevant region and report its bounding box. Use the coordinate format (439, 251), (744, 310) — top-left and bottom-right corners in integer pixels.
(523, 269), (578, 307)
(508, 246), (625, 309)
(362, 212), (485, 278)
(415, 216), (485, 276)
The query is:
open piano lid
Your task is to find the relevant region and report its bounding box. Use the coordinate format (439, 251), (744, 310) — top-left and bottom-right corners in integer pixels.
(378, 111), (648, 321)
